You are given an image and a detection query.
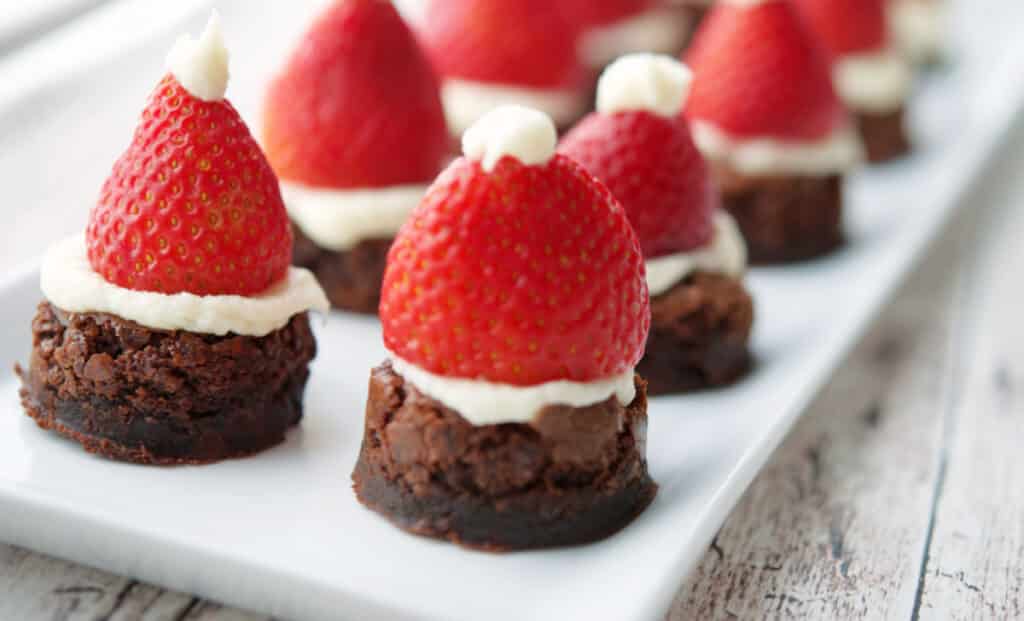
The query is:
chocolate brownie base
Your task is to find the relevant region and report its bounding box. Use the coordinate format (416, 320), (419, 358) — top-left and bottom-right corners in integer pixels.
(292, 224), (391, 314)
(715, 168), (844, 264)
(352, 363), (657, 551)
(639, 272), (754, 395)
(858, 108), (911, 163)
(17, 302), (316, 465)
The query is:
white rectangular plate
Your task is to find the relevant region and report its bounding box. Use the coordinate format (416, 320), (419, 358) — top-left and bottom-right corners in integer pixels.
(1, 2), (1023, 620)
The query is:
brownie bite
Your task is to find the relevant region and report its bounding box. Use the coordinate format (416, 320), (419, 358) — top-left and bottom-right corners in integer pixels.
(354, 364), (655, 550)
(793, 0), (913, 163)
(713, 166), (844, 264)
(353, 106), (656, 550)
(262, 0), (450, 313)
(19, 304), (315, 465)
(292, 228), (391, 314)
(560, 54), (755, 394)
(684, 0), (864, 264)
(17, 15), (329, 464)
(638, 273), (754, 395)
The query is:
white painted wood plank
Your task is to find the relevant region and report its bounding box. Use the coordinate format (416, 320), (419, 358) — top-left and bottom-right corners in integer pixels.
(915, 140), (1024, 621)
(0, 543), (271, 620)
(668, 204), (976, 619)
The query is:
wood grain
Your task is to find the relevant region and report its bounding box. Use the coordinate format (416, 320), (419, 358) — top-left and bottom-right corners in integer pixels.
(914, 156), (1024, 621)
(669, 207), (975, 620)
(0, 543), (267, 620)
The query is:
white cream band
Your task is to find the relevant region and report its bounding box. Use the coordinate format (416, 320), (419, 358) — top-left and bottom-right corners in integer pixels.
(890, 0), (945, 64)
(390, 355), (637, 426)
(834, 49), (912, 114)
(282, 181), (427, 251)
(580, 7), (692, 69)
(166, 12), (229, 102)
(692, 120), (864, 177)
(442, 79), (585, 137)
(645, 210), (747, 296)
(41, 235), (329, 337)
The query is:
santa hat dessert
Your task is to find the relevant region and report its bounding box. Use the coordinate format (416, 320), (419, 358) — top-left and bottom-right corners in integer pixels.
(889, 0), (946, 66)
(560, 55), (752, 394)
(263, 0), (449, 313)
(793, 0), (913, 162)
(683, 0), (864, 264)
(352, 106), (656, 550)
(419, 0), (589, 137)
(563, 0), (693, 71)
(18, 14), (328, 464)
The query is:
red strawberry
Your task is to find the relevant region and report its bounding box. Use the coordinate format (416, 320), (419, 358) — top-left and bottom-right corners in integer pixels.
(421, 0), (586, 89)
(792, 0), (889, 59)
(263, 0), (449, 189)
(380, 154), (649, 386)
(558, 0), (654, 28)
(87, 75), (291, 296)
(684, 0), (847, 141)
(560, 110), (715, 258)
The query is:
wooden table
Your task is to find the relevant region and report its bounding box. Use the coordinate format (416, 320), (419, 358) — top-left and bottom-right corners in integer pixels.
(3, 52), (1023, 621)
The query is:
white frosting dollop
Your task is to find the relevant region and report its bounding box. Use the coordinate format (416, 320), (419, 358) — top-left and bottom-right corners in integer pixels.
(166, 11), (229, 102)
(390, 355), (637, 426)
(692, 120), (864, 177)
(462, 105), (557, 172)
(890, 0), (945, 64)
(442, 79), (585, 138)
(834, 49), (912, 114)
(645, 210), (747, 296)
(596, 53), (692, 118)
(580, 7), (693, 69)
(282, 182), (427, 251)
(41, 235), (329, 337)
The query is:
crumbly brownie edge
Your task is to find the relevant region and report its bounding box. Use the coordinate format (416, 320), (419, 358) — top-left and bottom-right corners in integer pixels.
(352, 363), (658, 551)
(858, 107), (911, 164)
(638, 271), (754, 395)
(292, 224), (391, 314)
(715, 171), (844, 264)
(17, 302), (316, 465)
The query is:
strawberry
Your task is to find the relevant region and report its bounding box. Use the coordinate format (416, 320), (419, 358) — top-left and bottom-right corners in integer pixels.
(560, 110), (715, 258)
(420, 0), (586, 89)
(558, 0), (654, 28)
(86, 75), (292, 296)
(792, 0), (889, 60)
(380, 154), (649, 386)
(684, 0), (846, 141)
(262, 0), (449, 189)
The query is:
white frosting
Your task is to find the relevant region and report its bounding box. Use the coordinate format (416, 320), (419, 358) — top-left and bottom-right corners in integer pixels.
(596, 54), (692, 118)
(645, 210), (747, 296)
(580, 7), (692, 68)
(692, 120), (864, 177)
(462, 105), (557, 172)
(390, 355), (636, 426)
(282, 182), (427, 251)
(41, 235), (329, 337)
(166, 11), (229, 102)
(442, 79), (585, 137)
(890, 0), (945, 64)
(834, 49), (912, 114)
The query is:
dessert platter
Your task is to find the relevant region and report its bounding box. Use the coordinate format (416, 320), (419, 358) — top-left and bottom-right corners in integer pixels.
(1, 0), (1023, 619)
